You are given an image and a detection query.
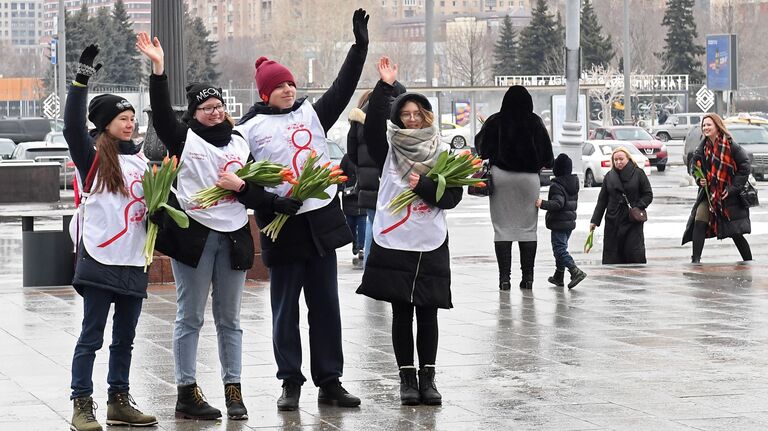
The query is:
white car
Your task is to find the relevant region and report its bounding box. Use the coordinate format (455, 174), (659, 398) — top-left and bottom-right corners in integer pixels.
(440, 122), (472, 149)
(581, 140), (651, 187)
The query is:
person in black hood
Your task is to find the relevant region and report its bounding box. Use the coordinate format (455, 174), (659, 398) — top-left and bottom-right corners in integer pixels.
(357, 57), (463, 407)
(590, 147), (653, 264)
(536, 154), (586, 288)
(63, 44), (157, 431)
(476, 85), (553, 290)
(137, 32), (258, 421)
(234, 9), (368, 412)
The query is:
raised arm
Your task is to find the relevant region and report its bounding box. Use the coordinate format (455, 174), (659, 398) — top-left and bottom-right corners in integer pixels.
(312, 9), (369, 131)
(136, 32), (188, 157)
(363, 57), (399, 170)
(63, 45), (101, 179)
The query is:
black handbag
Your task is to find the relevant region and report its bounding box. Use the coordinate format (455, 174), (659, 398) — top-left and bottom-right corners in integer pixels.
(468, 162), (493, 197)
(739, 182), (759, 208)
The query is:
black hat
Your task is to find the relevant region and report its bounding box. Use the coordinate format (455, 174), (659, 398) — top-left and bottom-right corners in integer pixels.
(185, 82), (224, 118)
(553, 153), (573, 177)
(88, 94), (135, 132)
(390, 92), (432, 128)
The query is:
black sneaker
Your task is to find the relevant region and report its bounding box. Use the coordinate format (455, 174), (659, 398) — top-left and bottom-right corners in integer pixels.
(277, 381), (301, 411)
(225, 383), (248, 420)
(318, 380), (360, 407)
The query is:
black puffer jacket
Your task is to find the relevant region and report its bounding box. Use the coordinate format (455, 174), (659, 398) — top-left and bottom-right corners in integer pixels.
(541, 174), (579, 231)
(682, 137), (751, 243)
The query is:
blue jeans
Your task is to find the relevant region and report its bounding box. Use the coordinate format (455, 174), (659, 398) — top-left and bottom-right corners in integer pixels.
(345, 214), (366, 254)
(363, 209), (376, 266)
(268, 251), (343, 386)
(71, 286), (143, 399)
(172, 230), (246, 385)
(551, 229), (576, 270)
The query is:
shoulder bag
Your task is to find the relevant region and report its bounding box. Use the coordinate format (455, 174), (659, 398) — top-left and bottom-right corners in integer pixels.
(739, 181), (759, 208)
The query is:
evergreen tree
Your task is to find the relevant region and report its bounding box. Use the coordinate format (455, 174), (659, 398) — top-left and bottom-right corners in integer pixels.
(656, 0), (705, 82)
(581, 0), (615, 69)
(108, 0), (142, 86)
(493, 15), (518, 77)
(184, 12), (220, 83)
(88, 7), (120, 86)
(517, 0), (561, 75)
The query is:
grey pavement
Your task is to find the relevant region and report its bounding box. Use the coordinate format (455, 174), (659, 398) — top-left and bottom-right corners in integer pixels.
(1, 173), (768, 430)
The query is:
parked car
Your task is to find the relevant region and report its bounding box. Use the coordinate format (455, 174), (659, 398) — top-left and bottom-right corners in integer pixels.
(648, 112), (703, 142)
(0, 117), (52, 144)
(591, 125), (668, 171)
(11, 141), (75, 188)
(582, 140), (652, 187)
(326, 139), (345, 165)
(683, 123), (768, 180)
(724, 114), (768, 132)
(440, 122), (472, 149)
(0, 138), (15, 160)
(44, 131), (66, 146)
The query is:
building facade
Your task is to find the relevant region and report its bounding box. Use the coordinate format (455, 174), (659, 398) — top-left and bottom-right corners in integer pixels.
(42, 0), (150, 37)
(0, 0), (44, 53)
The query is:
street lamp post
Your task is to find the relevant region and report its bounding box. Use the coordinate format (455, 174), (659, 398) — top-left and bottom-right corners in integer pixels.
(57, 0), (66, 118)
(623, 0), (632, 125)
(560, 0), (583, 174)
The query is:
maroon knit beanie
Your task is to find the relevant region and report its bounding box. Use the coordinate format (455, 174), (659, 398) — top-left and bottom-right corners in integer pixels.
(254, 56), (296, 102)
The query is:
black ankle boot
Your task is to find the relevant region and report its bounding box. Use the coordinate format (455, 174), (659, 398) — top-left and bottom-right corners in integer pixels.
(567, 266), (586, 289)
(277, 380), (301, 411)
(224, 383), (248, 420)
(519, 272), (534, 289)
(547, 269), (564, 287)
(175, 384), (221, 420)
(418, 367), (442, 405)
(398, 367), (420, 406)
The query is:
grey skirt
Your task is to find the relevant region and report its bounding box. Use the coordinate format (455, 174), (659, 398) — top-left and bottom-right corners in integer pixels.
(489, 168), (540, 242)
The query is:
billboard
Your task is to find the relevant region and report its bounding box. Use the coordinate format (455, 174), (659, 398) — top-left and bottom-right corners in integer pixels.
(706, 34), (738, 91)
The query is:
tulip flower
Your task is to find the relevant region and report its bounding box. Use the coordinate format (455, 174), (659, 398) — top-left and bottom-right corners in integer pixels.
(142, 156), (189, 271)
(193, 160), (292, 209)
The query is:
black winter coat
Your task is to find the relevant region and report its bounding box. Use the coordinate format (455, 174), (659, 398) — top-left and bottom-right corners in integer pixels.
(340, 154), (364, 216)
(148, 73), (266, 270)
(541, 174), (579, 231)
(682, 137), (751, 244)
(346, 107), (379, 210)
(356, 81), (462, 309)
(236, 43), (366, 267)
(63, 84), (148, 298)
(590, 165), (653, 264)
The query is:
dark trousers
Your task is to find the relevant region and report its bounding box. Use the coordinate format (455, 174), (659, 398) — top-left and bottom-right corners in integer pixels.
(269, 251), (343, 387)
(550, 229), (575, 270)
(345, 214), (366, 254)
(71, 286), (143, 399)
(391, 302), (438, 368)
(692, 220), (752, 261)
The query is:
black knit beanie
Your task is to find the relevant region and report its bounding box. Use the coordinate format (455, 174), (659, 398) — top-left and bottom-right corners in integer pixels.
(553, 153), (573, 177)
(185, 83), (225, 118)
(88, 94), (134, 132)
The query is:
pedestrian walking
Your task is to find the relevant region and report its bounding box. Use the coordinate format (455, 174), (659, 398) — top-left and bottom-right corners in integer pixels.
(476, 85), (554, 290)
(590, 147), (653, 264)
(347, 83), (405, 266)
(339, 153), (366, 269)
(682, 114), (752, 262)
(234, 8), (369, 411)
(356, 57), (463, 406)
(535, 154), (587, 288)
(136, 32), (261, 420)
(64, 44), (157, 431)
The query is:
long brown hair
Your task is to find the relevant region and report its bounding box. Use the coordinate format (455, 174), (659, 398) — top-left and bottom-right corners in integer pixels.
(92, 133), (128, 197)
(701, 113), (732, 139)
(357, 90), (372, 109)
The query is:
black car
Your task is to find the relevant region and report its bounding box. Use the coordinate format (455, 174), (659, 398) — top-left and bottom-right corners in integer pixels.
(0, 117), (52, 144)
(683, 123), (768, 180)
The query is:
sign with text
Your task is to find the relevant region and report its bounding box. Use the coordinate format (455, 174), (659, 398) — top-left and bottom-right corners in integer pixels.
(706, 34), (738, 91)
(495, 74), (689, 92)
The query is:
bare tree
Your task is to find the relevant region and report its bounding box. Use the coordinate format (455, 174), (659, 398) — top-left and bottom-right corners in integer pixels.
(583, 64), (637, 126)
(0, 44), (46, 78)
(442, 17), (494, 86)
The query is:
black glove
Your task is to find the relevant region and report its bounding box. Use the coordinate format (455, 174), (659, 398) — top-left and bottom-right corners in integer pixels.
(75, 44), (103, 85)
(352, 8), (369, 46)
(272, 196), (302, 216)
(147, 206), (167, 228)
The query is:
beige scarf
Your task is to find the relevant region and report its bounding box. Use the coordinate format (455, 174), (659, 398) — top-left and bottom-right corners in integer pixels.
(386, 121), (442, 181)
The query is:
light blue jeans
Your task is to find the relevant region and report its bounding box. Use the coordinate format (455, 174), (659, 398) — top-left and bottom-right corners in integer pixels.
(172, 230), (246, 385)
(363, 209), (376, 267)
